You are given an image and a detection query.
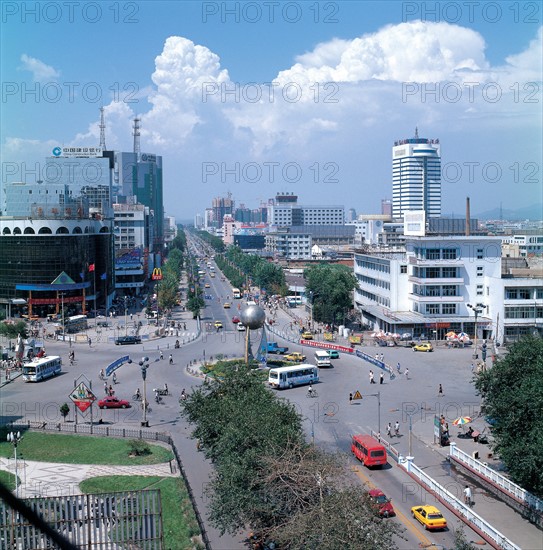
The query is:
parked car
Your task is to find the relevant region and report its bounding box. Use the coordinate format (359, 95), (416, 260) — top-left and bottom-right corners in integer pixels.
(115, 336), (141, 345)
(368, 489), (395, 517)
(284, 352), (306, 362)
(413, 342), (433, 352)
(327, 350), (340, 359)
(98, 396), (131, 409)
(411, 505), (447, 531)
(301, 331), (313, 340)
(97, 320), (111, 327)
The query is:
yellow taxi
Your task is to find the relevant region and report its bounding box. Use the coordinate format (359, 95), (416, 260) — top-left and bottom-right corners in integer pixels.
(301, 331), (313, 340)
(284, 352), (306, 362)
(411, 505), (447, 531)
(214, 320), (223, 329)
(413, 342), (433, 352)
(223, 302), (231, 309)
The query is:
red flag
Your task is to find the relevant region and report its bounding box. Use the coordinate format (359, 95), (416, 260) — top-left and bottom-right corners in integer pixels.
(88, 264), (95, 272)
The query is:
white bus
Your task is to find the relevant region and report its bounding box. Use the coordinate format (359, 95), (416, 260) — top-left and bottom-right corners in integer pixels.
(314, 350), (332, 367)
(268, 364), (319, 389)
(63, 315), (88, 334)
(22, 356), (62, 382)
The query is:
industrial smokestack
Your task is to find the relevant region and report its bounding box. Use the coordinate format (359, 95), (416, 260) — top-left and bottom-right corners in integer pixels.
(466, 197), (471, 236)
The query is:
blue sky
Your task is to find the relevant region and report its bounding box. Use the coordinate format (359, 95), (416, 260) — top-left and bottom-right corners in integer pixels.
(2, 1), (542, 218)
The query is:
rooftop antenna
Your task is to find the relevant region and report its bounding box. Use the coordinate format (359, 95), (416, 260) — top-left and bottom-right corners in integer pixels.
(99, 106), (107, 150)
(500, 202), (503, 220)
(414, 126), (419, 138)
(133, 116), (141, 154)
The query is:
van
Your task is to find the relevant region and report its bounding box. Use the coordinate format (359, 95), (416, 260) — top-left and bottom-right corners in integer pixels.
(351, 435), (387, 468)
(314, 350), (331, 367)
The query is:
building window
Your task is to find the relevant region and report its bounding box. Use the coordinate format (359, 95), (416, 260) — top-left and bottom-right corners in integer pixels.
(476, 266), (484, 277)
(426, 249), (440, 260)
(442, 304), (457, 314)
(518, 289), (531, 300)
(477, 284), (484, 296)
(442, 267), (457, 278)
(426, 286), (440, 297)
(442, 285), (457, 297)
(400, 265), (407, 274)
(425, 268), (440, 278)
(426, 304), (440, 315)
(537, 289), (543, 299)
(477, 248), (484, 259)
(442, 248), (457, 260)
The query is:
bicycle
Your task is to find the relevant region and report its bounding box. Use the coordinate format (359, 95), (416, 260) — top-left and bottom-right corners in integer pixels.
(307, 388), (318, 398)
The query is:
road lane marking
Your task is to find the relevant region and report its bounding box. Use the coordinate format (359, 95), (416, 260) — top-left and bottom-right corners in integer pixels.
(351, 462), (435, 548)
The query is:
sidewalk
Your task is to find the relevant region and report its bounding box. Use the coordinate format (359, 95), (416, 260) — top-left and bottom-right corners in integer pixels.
(410, 415), (542, 550)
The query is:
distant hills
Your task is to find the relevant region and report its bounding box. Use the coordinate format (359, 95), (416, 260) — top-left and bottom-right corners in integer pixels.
(473, 204), (542, 221)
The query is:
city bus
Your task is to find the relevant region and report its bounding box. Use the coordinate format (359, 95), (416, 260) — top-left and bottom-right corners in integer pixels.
(232, 288), (242, 299)
(268, 364), (319, 389)
(351, 434), (387, 468)
(63, 315), (88, 333)
(22, 356), (62, 382)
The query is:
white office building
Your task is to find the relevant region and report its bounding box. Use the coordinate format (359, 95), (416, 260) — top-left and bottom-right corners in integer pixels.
(269, 205), (344, 227)
(392, 130), (441, 220)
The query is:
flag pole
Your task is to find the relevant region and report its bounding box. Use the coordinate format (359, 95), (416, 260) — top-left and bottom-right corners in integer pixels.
(94, 268), (97, 327)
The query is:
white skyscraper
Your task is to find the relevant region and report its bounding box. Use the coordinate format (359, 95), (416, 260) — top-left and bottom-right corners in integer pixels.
(392, 129), (441, 219)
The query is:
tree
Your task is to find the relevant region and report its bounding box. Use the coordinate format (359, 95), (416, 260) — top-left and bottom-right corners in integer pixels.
(305, 264), (358, 325)
(0, 321), (28, 340)
(59, 403), (70, 421)
(474, 335), (543, 497)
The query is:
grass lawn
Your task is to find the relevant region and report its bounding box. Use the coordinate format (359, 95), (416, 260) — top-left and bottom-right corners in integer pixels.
(0, 433), (173, 465)
(0, 470), (16, 491)
(80, 475), (202, 550)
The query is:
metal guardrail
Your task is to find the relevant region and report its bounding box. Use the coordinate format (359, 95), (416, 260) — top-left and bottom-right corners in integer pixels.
(355, 349), (395, 377)
(450, 443), (543, 513)
(3, 420), (211, 550)
(402, 456), (521, 550)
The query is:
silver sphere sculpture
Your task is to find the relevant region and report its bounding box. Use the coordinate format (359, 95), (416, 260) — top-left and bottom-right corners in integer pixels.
(239, 304), (266, 330)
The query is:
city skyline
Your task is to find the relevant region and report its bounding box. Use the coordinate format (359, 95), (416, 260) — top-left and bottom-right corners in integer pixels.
(2, 2), (541, 219)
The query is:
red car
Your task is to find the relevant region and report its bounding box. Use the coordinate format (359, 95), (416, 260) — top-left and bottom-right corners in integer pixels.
(368, 488), (395, 517)
(98, 396), (131, 409)
(231, 316), (240, 324)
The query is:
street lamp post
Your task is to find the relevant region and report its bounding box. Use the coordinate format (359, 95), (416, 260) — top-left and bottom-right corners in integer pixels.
(467, 303), (485, 359)
(365, 391), (381, 439)
(7, 431), (23, 497)
(124, 296), (128, 337)
(139, 357), (149, 427)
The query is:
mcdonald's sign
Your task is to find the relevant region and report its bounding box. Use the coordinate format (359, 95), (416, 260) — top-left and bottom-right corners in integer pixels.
(151, 268), (163, 281)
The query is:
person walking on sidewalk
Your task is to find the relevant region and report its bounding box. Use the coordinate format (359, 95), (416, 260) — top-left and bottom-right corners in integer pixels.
(380, 371), (384, 384)
(369, 370), (375, 384)
(463, 485), (472, 506)
(438, 383), (444, 397)
(405, 368), (409, 380)
(169, 354), (173, 365)
(394, 421), (400, 437)
(160, 350), (164, 360)
(387, 422), (392, 438)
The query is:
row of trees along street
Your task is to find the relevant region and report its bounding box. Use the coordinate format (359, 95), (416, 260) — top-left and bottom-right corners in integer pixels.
(474, 335), (543, 498)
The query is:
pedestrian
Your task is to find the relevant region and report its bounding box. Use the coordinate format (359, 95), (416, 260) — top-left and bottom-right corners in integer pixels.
(471, 363), (475, 373)
(169, 354), (173, 365)
(375, 353), (379, 360)
(160, 350), (164, 360)
(380, 371), (384, 384)
(108, 385), (114, 396)
(369, 370), (375, 384)
(349, 392), (353, 405)
(183, 322), (187, 330)
(405, 368), (409, 379)
(380, 353), (384, 362)
(88, 337), (92, 347)
(387, 422), (392, 438)
(438, 383), (443, 397)
(463, 485), (472, 506)
(104, 381), (108, 395)
(394, 421), (400, 437)
(396, 362), (401, 373)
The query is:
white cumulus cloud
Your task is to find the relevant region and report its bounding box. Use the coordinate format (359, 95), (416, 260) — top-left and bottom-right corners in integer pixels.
(19, 54), (60, 82)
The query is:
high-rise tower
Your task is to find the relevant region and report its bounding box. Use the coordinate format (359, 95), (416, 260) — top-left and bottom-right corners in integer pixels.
(392, 128), (441, 219)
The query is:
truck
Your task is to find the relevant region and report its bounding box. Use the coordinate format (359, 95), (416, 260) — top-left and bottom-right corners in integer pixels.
(266, 342), (289, 354)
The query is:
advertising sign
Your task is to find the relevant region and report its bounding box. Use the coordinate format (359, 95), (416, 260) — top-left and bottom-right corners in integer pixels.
(69, 382), (96, 413)
(151, 268), (163, 280)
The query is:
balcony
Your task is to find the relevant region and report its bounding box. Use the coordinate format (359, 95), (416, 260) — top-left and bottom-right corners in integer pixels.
(409, 276), (464, 285)
(409, 294), (464, 303)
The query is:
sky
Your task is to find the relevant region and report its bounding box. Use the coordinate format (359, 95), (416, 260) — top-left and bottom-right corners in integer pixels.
(1, 1), (542, 220)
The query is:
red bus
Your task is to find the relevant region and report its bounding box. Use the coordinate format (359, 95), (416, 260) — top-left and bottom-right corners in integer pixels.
(351, 434), (387, 468)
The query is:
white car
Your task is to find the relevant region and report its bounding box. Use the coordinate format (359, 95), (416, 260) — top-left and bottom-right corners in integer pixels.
(237, 322), (246, 331)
